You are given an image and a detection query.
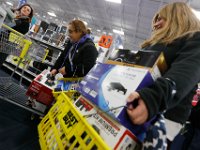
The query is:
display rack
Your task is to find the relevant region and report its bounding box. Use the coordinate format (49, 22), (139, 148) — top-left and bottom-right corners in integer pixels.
(0, 24), (52, 116)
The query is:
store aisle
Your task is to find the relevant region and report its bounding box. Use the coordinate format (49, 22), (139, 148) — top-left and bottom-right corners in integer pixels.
(0, 69), (40, 150)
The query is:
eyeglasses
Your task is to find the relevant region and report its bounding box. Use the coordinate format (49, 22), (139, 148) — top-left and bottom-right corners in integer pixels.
(68, 29), (75, 34)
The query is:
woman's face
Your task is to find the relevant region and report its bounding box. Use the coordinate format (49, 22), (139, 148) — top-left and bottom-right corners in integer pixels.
(68, 24), (82, 42)
(153, 15), (166, 31)
(20, 5), (31, 17)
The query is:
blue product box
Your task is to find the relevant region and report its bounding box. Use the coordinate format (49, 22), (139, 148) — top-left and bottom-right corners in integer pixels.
(63, 81), (71, 91)
(78, 63), (154, 141)
(54, 80), (65, 91)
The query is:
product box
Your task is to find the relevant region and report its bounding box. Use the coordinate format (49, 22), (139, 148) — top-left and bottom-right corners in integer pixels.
(77, 63), (154, 141)
(106, 49), (167, 80)
(74, 96), (141, 150)
(54, 80), (80, 92)
(26, 70), (61, 107)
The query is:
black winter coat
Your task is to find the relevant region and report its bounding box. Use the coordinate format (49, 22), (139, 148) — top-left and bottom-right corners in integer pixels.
(138, 32), (200, 124)
(52, 38), (98, 77)
(12, 17), (30, 34)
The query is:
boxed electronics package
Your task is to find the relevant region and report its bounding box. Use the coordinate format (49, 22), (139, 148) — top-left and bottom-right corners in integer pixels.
(77, 62), (154, 141)
(74, 96), (141, 150)
(106, 49), (167, 80)
(54, 79), (81, 92)
(26, 70), (62, 111)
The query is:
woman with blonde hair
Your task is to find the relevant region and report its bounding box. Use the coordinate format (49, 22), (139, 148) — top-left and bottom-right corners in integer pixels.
(126, 2), (200, 147)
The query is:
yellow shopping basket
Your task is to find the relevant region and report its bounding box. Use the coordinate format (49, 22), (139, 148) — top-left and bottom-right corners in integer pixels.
(0, 24), (32, 59)
(38, 92), (110, 150)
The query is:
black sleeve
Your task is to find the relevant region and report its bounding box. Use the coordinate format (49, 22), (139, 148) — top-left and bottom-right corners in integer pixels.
(138, 38), (200, 120)
(65, 44), (98, 77)
(52, 47), (68, 71)
(12, 19), (29, 34)
(189, 101), (200, 128)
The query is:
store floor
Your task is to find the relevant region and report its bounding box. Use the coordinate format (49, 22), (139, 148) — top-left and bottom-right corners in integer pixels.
(0, 68), (40, 150)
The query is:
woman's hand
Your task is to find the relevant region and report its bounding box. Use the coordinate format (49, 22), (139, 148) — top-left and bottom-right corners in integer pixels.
(59, 67), (66, 75)
(50, 69), (57, 76)
(126, 92), (149, 125)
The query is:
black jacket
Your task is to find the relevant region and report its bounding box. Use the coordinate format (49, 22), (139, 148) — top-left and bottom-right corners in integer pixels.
(52, 38), (98, 77)
(138, 32), (200, 124)
(189, 101), (200, 128)
(12, 17), (30, 34)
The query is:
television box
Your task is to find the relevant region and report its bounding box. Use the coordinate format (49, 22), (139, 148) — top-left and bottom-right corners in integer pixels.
(26, 70), (60, 107)
(77, 63), (154, 141)
(106, 50), (167, 80)
(74, 96), (141, 149)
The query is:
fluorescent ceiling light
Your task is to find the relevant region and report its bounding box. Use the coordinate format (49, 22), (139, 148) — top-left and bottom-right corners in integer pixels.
(6, 2), (13, 6)
(105, 0), (121, 4)
(192, 9), (200, 20)
(113, 29), (124, 35)
(47, 12), (56, 17)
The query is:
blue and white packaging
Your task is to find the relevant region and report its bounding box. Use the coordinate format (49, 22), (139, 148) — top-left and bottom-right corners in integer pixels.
(78, 63), (154, 141)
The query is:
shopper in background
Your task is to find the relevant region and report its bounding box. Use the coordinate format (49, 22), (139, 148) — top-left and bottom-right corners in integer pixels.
(0, 3), (34, 68)
(51, 19), (98, 77)
(126, 2), (200, 148)
(12, 3), (34, 34)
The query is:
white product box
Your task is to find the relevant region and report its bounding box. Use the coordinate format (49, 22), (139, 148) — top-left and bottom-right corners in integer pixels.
(74, 96), (141, 150)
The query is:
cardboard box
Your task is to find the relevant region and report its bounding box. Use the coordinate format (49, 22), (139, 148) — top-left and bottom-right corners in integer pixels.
(54, 80), (80, 92)
(26, 70), (58, 106)
(77, 63), (154, 141)
(74, 96), (141, 150)
(106, 50), (167, 80)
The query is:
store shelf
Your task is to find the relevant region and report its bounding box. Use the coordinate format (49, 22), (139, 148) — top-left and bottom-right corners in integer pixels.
(29, 36), (65, 51)
(2, 62), (35, 82)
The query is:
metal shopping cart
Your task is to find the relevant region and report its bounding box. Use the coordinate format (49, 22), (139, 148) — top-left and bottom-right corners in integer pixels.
(0, 24), (54, 116)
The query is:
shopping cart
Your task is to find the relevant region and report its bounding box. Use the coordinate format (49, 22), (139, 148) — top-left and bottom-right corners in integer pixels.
(38, 92), (110, 150)
(0, 24), (53, 116)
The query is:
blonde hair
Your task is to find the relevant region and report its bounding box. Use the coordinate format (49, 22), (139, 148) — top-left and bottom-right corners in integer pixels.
(141, 2), (200, 48)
